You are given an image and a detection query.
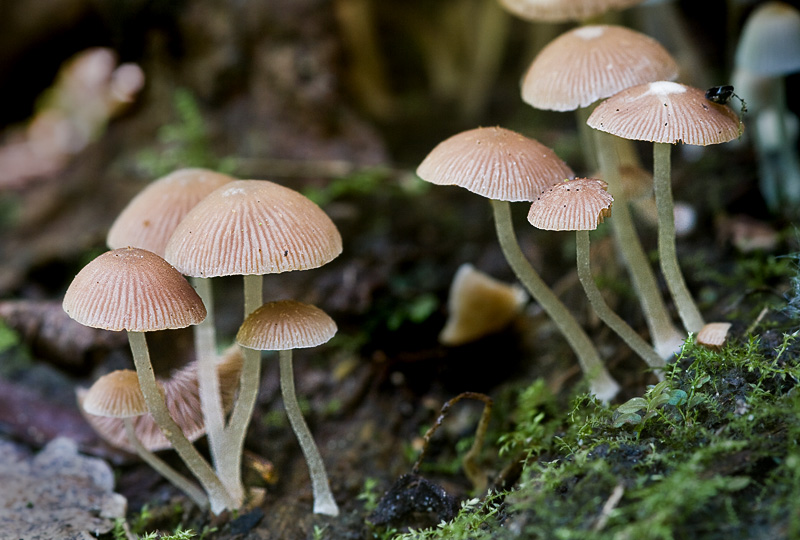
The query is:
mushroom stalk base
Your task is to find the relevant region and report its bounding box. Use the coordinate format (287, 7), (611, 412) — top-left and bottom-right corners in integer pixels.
(490, 199), (619, 402)
(576, 231), (665, 375)
(128, 331), (236, 514)
(124, 418), (209, 509)
(280, 349), (339, 516)
(653, 143), (705, 333)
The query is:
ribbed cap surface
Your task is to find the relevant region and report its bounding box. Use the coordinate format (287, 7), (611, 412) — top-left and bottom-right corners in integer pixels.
(498, 0), (644, 22)
(528, 178), (613, 231)
(77, 344), (243, 451)
(107, 168), (235, 256)
(587, 81), (742, 146)
(63, 247), (206, 332)
(237, 300), (337, 351)
(82, 370), (148, 418)
(164, 180), (343, 277)
(696, 322), (732, 350)
(522, 25), (678, 111)
(416, 126), (574, 202)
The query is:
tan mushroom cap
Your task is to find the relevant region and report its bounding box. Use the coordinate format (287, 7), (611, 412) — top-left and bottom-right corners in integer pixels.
(696, 322), (732, 350)
(439, 263), (528, 346)
(528, 178), (613, 231)
(236, 300), (337, 351)
(587, 81), (742, 146)
(63, 247), (206, 332)
(107, 168), (235, 256)
(82, 370), (150, 418)
(498, 0), (645, 22)
(522, 25), (678, 111)
(78, 344), (243, 452)
(164, 180), (343, 278)
(416, 126), (574, 202)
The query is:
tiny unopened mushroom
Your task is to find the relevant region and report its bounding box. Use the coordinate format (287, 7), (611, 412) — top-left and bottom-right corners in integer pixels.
(439, 263), (527, 346)
(82, 370), (208, 508)
(237, 299), (339, 516)
(63, 247), (235, 513)
(528, 178), (666, 372)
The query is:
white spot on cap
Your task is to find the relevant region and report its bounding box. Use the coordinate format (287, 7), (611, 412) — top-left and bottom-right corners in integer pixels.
(574, 26), (605, 40)
(646, 81), (686, 96)
(222, 187), (246, 196)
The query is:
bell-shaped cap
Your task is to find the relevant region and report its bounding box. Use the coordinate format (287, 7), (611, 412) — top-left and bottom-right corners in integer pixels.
(416, 126), (574, 202)
(63, 247), (206, 332)
(164, 180), (343, 278)
(522, 25), (678, 111)
(735, 2), (800, 77)
(82, 370), (150, 418)
(107, 168), (235, 256)
(236, 300), (337, 351)
(528, 178), (613, 231)
(587, 81), (742, 146)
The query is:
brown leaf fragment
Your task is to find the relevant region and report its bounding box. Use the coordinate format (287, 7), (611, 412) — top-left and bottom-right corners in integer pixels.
(0, 300), (127, 370)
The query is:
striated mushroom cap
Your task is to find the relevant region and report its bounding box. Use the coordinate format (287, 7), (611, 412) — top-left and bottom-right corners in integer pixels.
(416, 126), (574, 202)
(63, 247), (206, 332)
(236, 300), (337, 351)
(164, 180), (342, 278)
(528, 178), (613, 231)
(498, 0), (645, 23)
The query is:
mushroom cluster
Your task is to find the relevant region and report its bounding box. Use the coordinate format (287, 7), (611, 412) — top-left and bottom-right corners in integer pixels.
(66, 169), (343, 515)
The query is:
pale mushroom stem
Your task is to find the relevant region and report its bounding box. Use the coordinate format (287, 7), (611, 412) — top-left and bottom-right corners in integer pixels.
(490, 199), (620, 402)
(218, 274), (264, 505)
(595, 130), (685, 359)
(191, 277), (226, 475)
(279, 349), (339, 516)
(652, 143), (705, 333)
(127, 331), (236, 514)
(575, 230), (665, 376)
(123, 417), (209, 509)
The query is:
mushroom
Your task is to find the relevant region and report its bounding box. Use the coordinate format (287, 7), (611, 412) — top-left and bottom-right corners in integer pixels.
(439, 263), (528, 346)
(236, 299), (339, 516)
(164, 179), (342, 504)
(732, 2), (800, 217)
(527, 178), (665, 373)
(587, 81), (742, 334)
(521, 24), (684, 359)
(107, 167), (236, 472)
(62, 247), (235, 513)
(81, 370), (209, 509)
(417, 126), (619, 402)
(77, 344), (242, 453)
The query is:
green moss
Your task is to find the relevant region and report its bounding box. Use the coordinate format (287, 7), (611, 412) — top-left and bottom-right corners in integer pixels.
(392, 331), (800, 539)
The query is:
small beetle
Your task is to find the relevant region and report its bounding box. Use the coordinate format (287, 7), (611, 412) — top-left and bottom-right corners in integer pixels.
(705, 85), (748, 113)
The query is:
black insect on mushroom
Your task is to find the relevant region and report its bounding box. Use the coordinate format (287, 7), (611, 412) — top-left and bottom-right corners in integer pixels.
(706, 85), (748, 113)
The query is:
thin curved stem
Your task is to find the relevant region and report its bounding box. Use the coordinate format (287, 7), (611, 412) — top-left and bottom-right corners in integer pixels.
(127, 331), (236, 514)
(124, 418), (209, 509)
(653, 143), (705, 333)
(594, 130), (685, 358)
(490, 199), (619, 402)
(219, 274), (265, 506)
(576, 231), (664, 376)
(280, 349), (339, 516)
